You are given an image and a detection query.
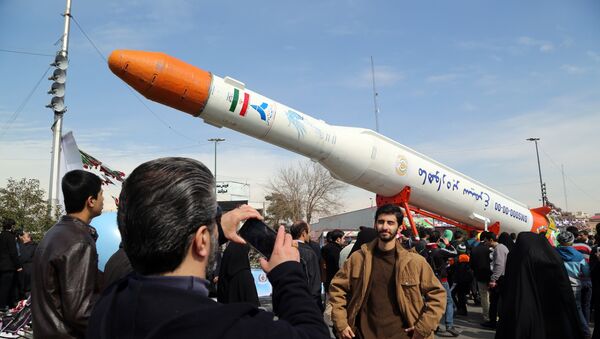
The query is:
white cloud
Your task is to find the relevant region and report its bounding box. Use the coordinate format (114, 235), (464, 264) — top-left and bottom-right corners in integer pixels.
(342, 65), (404, 88)
(461, 102), (478, 112)
(561, 64), (586, 75)
(426, 73), (459, 83)
(588, 51), (600, 62)
(412, 94), (600, 213)
(516, 36), (555, 53)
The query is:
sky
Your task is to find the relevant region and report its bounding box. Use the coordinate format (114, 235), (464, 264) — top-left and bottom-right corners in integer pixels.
(0, 0), (599, 218)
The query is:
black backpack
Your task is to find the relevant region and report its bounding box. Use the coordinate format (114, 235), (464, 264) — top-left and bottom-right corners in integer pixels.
(424, 248), (440, 277)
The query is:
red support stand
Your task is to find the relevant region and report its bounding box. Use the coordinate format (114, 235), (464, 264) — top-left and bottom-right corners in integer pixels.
(376, 186), (485, 238)
(376, 187), (419, 239)
(488, 221), (500, 235)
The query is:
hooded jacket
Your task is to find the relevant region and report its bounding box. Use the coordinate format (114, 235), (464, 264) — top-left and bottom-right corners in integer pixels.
(329, 239), (446, 339)
(556, 245), (590, 289)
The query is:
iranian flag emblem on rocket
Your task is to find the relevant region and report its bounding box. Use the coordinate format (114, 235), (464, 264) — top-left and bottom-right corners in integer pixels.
(228, 88), (250, 116)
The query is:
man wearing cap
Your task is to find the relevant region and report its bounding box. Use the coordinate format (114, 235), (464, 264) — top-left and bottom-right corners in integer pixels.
(450, 243), (473, 316)
(556, 231), (591, 339)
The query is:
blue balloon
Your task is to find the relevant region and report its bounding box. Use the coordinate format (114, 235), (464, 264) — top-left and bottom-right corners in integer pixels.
(90, 211), (121, 271)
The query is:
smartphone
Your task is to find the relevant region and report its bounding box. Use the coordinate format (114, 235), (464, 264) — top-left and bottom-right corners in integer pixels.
(238, 218), (277, 259)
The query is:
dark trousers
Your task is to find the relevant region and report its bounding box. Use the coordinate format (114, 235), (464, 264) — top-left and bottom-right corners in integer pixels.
(582, 280), (592, 322)
(454, 282), (471, 313)
(0, 271), (15, 309)
(488, 279), (503, 324)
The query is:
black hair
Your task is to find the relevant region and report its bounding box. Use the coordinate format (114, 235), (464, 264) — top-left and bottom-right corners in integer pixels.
(481, 232), (497, 242)
(430, 230), (441, 243)
(498, 232), (515, 252)
(117, 157), (217, 275)
(290, 221), (309, 240)
(62, 170), (102, 213)
(510, 232), (517, 240)
(374, 204), (404, 225)
(2, 218), (15, 231)
(327, 229), (344, 243)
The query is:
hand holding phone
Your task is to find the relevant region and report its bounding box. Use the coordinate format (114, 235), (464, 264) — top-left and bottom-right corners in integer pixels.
(238, 218), (278, 258)
(221, 205), (263, 244)
(259, 226), (300, 274)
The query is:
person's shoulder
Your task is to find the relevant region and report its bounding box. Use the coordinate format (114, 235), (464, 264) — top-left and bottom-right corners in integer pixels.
(298, 242), (317, 258)
(346, 247), (367, 265)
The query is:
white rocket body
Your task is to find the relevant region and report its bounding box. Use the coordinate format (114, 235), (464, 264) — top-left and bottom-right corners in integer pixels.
(200, 75), (534, 234)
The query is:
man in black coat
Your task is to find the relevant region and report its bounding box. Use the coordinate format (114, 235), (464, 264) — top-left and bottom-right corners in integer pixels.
(87, 157), (329, 339)
(321, 229), (345, 294)
(0, 218), (22, 311)
(17, 230), (36, 295)
(32, 170), (104, 338)
(291, 220), (323, 311)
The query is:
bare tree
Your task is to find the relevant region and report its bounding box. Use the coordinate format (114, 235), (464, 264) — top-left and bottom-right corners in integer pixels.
(265, 160), (346, 224)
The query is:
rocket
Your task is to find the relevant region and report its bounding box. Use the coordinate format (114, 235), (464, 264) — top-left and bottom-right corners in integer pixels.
(108, 50), (550, 235)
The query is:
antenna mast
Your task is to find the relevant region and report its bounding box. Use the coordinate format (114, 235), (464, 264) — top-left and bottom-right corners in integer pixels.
(370, 56), (380, 132)
(561, 164), (569, 211)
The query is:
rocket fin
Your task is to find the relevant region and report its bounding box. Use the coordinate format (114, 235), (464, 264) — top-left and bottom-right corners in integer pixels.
(530, 206), (551, 233)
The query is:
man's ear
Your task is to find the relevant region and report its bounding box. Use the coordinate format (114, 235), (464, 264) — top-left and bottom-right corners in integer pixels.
(192, 225), (211, 258)
(86, 195), (96, 209)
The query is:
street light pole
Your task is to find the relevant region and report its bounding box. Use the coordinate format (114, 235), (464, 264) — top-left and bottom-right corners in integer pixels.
(208, 138), (225, 197)
(48, 0), (73, 213)
(526, 137), (546, 206)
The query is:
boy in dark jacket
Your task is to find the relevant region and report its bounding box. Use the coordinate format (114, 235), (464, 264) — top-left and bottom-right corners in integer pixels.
(449, 243), (473, 316)
(424, 230), (459, 336)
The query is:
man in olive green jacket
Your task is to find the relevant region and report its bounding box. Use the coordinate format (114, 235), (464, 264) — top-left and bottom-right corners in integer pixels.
(329, 204), (446, 339)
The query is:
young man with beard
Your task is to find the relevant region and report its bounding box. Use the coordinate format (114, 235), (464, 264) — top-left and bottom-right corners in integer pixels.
(86, 157), (329, 339)
(329, 204), (446, 339)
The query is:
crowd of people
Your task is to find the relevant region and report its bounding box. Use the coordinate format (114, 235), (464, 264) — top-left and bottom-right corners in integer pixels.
(0, 156), (598, 339)
(0, 220), (37, 313)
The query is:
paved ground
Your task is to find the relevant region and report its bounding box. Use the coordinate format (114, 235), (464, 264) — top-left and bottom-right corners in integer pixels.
(435, 303), (494, 339)
(259, 297), (496, 338)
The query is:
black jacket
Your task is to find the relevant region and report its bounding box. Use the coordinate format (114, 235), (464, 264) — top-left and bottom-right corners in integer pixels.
(103, 247), (133, 289)
(424, 243), (457, 280)
(217, 242), (259, 306)
(321, 242), (343, 285)
(31, 215), (100, 339)
(18, 241), (37, 291)
(470, 243), (493, 283)
(0, 230), (21, 272)
(87, 261), (330, 339)
(298, 241), (322, 309)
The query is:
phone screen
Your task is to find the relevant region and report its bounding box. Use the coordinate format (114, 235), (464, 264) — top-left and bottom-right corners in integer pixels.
(238, 219), (277, 259)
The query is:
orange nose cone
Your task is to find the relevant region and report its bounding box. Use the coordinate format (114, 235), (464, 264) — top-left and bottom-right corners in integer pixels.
(108, 50), (212, 116)
(530, 206), (551, 233)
